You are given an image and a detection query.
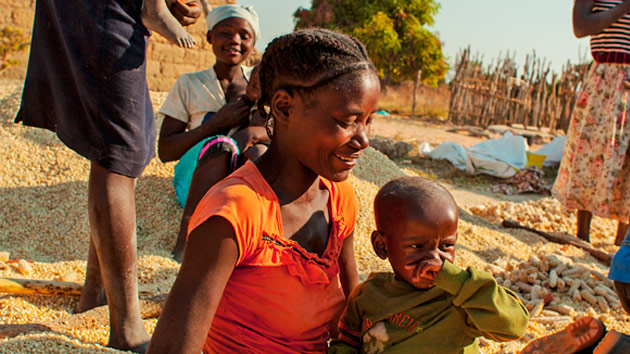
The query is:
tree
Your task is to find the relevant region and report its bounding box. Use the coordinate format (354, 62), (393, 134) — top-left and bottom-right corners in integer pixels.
(0, 27), (30, 73)
(294, 0), (448, 115)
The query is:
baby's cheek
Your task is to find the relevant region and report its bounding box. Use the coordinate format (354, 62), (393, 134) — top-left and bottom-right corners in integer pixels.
(443, 250), (456, 264)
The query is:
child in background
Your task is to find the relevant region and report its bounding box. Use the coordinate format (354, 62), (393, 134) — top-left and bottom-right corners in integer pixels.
(330, 176), (529, 354)
(157, 4), (269, 261)
(157, 4), (261, 166)
(141, 0), (198, 48)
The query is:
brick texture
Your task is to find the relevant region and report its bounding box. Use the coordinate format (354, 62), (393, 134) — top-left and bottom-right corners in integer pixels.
(0, 0), (238, 91)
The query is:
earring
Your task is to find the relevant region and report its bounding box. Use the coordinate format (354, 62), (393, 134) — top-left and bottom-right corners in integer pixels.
(265, 116), (275, 140)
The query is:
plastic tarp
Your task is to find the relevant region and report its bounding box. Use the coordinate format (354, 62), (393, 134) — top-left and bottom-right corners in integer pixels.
(421, 131), (529, 178)
(422, 141), (474, 173)
(535, 136), (566, 166)
(467, 131), (528, 178)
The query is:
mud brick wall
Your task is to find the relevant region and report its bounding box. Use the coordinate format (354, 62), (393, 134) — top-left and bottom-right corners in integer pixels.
(0, 0), (234, 91)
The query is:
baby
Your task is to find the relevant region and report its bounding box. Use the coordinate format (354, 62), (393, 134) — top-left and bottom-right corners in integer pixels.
(330, 176), (529, 353)
(142, 0), (198, 48)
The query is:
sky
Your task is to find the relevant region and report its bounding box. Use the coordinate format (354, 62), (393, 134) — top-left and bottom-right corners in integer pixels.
(243, 0), (590, 78)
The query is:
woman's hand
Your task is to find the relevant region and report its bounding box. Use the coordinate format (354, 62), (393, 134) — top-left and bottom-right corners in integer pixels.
(204, 96), (252, 133)
(171, 0), (203, 27)
(158, 97), (251, 162)
(573, 0), (630, 38)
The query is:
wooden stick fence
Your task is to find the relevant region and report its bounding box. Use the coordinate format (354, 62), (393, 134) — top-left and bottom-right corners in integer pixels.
(448, 47), (589, 132)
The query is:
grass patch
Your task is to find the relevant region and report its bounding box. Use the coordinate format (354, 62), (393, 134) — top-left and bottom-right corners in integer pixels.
(379, 82), (450, 119)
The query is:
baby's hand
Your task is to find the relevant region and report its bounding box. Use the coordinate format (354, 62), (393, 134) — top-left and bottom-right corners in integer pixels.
(170, 0), (202, 26)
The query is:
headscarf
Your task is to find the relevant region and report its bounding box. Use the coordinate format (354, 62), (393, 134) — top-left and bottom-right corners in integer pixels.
(206, 4), (260, 42)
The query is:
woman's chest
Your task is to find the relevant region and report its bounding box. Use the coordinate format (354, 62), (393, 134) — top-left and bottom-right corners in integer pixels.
(281, 206), (330, 257)
(279, 188), (332, 257)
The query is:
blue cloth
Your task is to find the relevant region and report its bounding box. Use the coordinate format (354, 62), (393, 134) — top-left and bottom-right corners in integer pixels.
(173, 138), (213, 207)
(610, 228), (630, 282)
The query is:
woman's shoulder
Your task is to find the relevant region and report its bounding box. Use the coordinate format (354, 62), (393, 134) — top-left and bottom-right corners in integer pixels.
(174, 68), (217, 85)
(207, 163), (271, 204)
(323, 178), (358, 208)
(190, 163), (271, 238)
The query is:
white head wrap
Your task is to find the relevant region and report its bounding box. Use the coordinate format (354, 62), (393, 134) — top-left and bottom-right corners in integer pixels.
(206, 4), (260, 42)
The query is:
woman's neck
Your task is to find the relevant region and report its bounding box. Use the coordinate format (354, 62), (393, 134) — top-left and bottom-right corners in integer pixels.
(255, 151), (321, 206)
(214, 62), (243, 82)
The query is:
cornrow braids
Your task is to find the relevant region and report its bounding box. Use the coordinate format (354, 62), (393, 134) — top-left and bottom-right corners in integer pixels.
(256, 28), (376, 118)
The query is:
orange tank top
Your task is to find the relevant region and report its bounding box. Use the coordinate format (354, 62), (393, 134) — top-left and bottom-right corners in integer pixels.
(189, 161), (358, 353)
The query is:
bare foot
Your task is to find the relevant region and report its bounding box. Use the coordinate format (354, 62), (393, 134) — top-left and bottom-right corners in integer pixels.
(74, 285), (107, 313)
(108, 320), (151, 354)
(594, 330), (630, 354)
(519, 316), (605, 354)
(141, 0), (197, 48)
(171, 247), (184, 263)
(171, 214), (191, 263)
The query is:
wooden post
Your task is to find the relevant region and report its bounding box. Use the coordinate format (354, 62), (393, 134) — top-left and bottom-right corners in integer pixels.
(411, 69), (422, 118)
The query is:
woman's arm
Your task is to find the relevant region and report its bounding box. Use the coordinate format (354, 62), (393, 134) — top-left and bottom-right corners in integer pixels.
(573, 0), (630, 38)
(158, 97), (252, 162)
(146, 216), (238, 354)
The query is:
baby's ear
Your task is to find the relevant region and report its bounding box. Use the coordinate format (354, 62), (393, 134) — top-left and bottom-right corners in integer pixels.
(371, 231), (388, 260)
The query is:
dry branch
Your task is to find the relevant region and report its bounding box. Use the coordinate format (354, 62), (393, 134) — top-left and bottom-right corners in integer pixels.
(501, 219), (612, 265)
(0, 277), (82, 296)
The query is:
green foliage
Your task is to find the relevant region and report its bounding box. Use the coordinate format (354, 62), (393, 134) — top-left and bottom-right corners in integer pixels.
(0, 27), (30, 73)
(293, 0), (447, 85)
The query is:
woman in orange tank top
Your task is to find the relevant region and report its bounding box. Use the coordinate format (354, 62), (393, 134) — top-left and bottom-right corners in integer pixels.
(147, 28), (381, 353)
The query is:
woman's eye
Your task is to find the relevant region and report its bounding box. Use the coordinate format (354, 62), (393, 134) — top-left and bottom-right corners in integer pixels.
(337, 120), (352, 128)
(410, 244), (423, 250)
(337, 118), (357, 128)
(440, 244), (455, 250)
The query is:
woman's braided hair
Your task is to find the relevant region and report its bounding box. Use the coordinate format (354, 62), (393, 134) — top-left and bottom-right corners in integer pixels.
(257, 28), (376, 118)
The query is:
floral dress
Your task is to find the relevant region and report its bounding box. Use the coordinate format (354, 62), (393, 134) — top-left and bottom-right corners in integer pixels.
(552, 63), (630, 223)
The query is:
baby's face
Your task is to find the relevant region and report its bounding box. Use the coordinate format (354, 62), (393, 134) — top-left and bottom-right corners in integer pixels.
(246, 67), (261, 101)
(384, 202), (458, 289)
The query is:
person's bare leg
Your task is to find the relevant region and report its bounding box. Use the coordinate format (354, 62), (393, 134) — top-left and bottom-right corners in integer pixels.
(141, 0), (196, 48)
(172, 153), (230, 262)
(615, 222), (629, 246)
(88, 162), (149, 352)
(577, 209), (593, 242)
(75, 239), (107, 313)
(613, 281), (630, 315)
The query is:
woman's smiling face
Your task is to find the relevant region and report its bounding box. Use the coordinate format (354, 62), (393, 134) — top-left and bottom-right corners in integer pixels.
(285, 70), (381, 182)
(208, 17), (255, 66)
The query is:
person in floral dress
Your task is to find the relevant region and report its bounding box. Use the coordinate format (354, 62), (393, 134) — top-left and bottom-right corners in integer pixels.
(553, 0), (630, 245)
